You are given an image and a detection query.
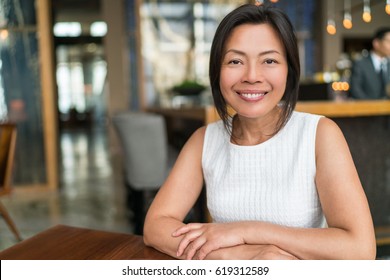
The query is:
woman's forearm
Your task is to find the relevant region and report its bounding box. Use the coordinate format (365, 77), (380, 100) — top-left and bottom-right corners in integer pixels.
(145, 217), (374, 260)
(143, 216), (187, 259)
(242, 222), (376, 260)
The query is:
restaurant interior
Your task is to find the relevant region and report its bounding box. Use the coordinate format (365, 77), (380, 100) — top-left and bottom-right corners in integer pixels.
(0, 0), (389, 259)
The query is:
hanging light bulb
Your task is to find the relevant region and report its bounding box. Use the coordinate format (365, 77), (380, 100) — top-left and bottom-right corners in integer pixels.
(327, 0), (336, 35)
(343, 0), (352, 29)
(386, 0), (390, 15)
(343, 12), (353, 29)
(362, 0), (371, 23)
(327, 19), (337, 35)
(269, 0), (279, 2)
(255, 0), (263, 6)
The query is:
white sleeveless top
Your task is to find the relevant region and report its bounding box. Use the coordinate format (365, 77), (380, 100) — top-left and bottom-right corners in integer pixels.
(202, 111), (326, 228)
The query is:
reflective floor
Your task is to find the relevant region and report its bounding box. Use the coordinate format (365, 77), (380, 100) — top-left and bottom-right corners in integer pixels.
(0, 124), (133, 251)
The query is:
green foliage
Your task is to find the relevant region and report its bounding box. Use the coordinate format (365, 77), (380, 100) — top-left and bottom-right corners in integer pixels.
(172, 80), (206, 96)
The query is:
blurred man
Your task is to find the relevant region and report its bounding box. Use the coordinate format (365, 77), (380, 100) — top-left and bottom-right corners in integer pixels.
(350, 27), (390, 99)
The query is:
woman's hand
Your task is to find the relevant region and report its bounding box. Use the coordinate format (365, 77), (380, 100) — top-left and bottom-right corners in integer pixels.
(172, 222), (245, 260)
(251, 245), (298, 260)
(205, 244), (298, 260)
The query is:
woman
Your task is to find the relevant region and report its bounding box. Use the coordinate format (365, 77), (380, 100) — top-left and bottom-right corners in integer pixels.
(143, 3), (376, 260)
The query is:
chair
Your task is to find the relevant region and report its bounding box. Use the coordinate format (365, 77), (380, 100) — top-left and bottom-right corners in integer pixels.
(112, 112), (178, 234)
(0, 122), (22, 241)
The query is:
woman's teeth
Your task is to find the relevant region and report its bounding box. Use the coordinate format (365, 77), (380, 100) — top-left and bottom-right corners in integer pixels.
(240, 93), (265, 99)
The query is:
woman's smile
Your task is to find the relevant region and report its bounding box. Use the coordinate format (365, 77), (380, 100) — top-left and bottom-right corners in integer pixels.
(220, 23), (288, 119)
(236, 90), (268, 102)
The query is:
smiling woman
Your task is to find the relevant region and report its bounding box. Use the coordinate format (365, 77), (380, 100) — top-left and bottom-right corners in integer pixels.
(143, 3), (376, 260)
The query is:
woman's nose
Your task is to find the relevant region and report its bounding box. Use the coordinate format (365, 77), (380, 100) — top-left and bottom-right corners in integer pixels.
(242, 63), (262, 83)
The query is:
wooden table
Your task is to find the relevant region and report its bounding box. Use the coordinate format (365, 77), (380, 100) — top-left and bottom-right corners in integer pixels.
(0, 225), (175, 260)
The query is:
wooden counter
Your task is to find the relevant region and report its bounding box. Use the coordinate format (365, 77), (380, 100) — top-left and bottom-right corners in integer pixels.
(295, 100), (390, 117)
(149, 100), (390, 125)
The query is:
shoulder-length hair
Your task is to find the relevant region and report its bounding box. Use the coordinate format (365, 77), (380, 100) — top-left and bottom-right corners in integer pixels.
(209, 4), (300, 135)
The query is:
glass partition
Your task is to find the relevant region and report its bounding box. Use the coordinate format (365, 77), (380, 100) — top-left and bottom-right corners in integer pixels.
(0, 0), (56, 189)
(0, 0), (47, 186)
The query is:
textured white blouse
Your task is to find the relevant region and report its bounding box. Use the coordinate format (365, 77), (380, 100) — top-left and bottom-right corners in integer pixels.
(202, 111), (326, 228)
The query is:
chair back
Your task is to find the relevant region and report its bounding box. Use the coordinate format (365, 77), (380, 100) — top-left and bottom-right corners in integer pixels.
(112, 112), (169, 190)
(0, 123), (17, 196)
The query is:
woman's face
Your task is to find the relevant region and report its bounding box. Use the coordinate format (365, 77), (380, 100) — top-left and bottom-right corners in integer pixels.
(220, 23), (288, 120)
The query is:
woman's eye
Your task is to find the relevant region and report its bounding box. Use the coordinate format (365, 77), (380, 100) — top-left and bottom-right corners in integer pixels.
(264, 59), (277, 64)
(228, 59), (242, 65)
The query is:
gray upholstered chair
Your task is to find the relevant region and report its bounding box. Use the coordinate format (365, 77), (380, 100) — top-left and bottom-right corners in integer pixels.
(112, 112), (177, 234)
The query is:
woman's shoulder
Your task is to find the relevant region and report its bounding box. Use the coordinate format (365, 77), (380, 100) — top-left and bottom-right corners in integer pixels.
(291, 112), (341, 137)
(188, 125), (207, 145)
(178, 126), (207, 162)
(316, 116), (343, 139)
(289, 111), (323, 131)
(314, 116), (347, 158)
(187, 120), (225, 147)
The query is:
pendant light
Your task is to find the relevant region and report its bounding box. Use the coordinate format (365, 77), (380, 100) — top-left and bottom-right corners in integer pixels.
(327, 0), (337, 35)
(343, 0), (352, 29)
(362, 0), (372, 23)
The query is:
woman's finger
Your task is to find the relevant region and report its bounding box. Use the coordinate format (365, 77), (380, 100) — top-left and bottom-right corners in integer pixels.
(176, 229), (203, 257)
(172, 223), (203, 237)
(184, 236), (207, 260)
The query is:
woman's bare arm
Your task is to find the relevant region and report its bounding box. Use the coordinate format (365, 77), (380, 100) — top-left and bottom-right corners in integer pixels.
(143, 127), (206, 258)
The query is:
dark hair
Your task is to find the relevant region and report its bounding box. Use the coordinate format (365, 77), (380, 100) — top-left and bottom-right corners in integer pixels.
(373, 27), (390, 41)
(209, 4), (300, 135)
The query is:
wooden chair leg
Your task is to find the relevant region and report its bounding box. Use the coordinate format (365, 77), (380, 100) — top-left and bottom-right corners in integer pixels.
(0, 201), (22, 242)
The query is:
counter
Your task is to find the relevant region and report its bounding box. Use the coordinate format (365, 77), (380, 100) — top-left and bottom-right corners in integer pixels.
(149, 100), (390, 124)
(295, 100), (390, 117)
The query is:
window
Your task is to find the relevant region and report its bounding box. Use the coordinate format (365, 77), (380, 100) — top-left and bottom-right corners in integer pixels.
(140, 1), (236, 106)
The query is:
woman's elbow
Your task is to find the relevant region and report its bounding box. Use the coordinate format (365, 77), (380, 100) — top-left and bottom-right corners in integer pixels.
(362, 241), (377, 260)
(368, 247), (377, 260)
(143, 233), (152, 247)
(143, 213), (156, 246)
(143, 220), (154, 247)
(354, 237), (376, 260)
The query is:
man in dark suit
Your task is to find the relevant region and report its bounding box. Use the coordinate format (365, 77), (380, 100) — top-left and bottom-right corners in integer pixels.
(350, 27), (390, 99)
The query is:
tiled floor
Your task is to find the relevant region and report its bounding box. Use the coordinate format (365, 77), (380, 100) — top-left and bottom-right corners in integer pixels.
(0, 124), (133, 251)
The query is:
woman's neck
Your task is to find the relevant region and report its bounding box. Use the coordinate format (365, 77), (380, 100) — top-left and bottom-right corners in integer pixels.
(231, 107), (281, 146)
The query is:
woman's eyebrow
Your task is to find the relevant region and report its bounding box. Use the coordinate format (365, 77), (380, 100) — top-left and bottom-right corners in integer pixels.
(224, 49), (282, 56)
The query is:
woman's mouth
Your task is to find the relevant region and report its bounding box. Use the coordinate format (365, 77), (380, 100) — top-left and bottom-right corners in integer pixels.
(237, 91), (268, 101)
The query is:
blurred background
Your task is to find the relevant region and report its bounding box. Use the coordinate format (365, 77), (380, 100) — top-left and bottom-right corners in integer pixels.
(0, 0), (389, 258)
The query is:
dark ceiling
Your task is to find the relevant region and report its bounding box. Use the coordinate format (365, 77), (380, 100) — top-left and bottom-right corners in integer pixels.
(51, 0), (100, 12)
(51, 0), (101, 21)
